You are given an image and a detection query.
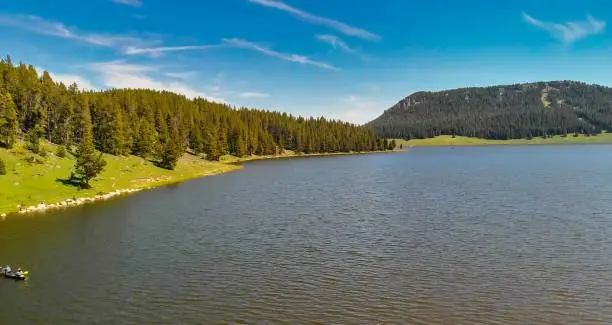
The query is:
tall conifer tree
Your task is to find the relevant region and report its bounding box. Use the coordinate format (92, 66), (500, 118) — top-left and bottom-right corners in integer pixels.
(0, 92), (18, 148)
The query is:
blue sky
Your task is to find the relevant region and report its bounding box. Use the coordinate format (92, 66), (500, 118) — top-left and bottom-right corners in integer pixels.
(1, 0), (611, 124)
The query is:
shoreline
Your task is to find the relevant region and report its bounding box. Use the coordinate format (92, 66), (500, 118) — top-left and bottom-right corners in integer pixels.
(393, 134), (612, 148)
(225, 149), (403, 164)
(404, 141), (612, 148)
(3, 149), (400, 218)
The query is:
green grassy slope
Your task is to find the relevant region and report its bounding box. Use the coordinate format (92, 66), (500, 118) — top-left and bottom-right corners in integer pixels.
(0, 141), (240, 215)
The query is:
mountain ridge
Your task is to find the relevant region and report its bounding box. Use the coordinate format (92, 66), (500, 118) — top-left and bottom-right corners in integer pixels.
(366, 80), (612, 140)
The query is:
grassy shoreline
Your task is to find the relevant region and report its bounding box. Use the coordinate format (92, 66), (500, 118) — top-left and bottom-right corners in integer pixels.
(221, 149), (399, 164)
(0, 142), (397, 217)
(393, 134), (612, 147)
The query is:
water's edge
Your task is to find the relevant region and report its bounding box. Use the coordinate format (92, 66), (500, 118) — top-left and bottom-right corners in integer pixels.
(5, 150), (401, 218)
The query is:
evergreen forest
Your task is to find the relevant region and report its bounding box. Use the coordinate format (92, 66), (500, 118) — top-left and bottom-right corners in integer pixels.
(367, 81), (612, 140)
(0, 56), (387, 171)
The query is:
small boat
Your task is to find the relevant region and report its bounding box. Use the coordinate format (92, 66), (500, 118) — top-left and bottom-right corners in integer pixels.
(1, 267), (28, 281)
(3, 271), (26, 280)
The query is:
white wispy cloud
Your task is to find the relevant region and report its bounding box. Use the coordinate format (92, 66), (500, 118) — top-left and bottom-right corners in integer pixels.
(522, 12), (605, 44)
(88, 60), (225, 103)
(112, 0), (142, 7)
(223, 38), (339, 70)
(0, 14), (73, 38)
(163, 71), (198, 80)
(0, 14), (155, 51)
(0, 14), (223, 58)
(34, 66), (96, 90)
(124, 44), (223, 56)
(315, 34), (356, 53)
(331, 95), (386, 125)
(248, 0), (380, 41)
(52, 73), (96, 90)
(238, 92), (270, 98)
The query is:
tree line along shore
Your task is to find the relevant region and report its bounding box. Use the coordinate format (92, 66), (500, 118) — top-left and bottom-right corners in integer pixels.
(0, 55), (398, 216)
(0, 139), (396, 216)
(394, 133), (612, 147)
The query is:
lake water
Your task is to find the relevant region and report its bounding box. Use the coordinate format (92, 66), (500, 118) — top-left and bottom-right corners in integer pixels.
(2, 145), (612, 324)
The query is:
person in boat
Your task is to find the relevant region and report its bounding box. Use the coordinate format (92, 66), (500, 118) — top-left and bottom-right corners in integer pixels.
(3, 265), (11, 274)
(15, 268), (23, 277)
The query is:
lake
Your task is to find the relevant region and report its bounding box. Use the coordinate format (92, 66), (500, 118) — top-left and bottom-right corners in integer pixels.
(2, 145), (612, 324)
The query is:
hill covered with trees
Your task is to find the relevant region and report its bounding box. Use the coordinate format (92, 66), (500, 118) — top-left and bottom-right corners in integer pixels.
(366, 81), (612, 140)
(0, 56), (386, 171)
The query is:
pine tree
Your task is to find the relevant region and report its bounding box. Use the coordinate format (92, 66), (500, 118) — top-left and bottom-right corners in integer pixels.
(189, 127), (205, 155)
(74, 108), (106, 188)
(133, 119), (156, 158)
(112, 104), (128, 155)
(204, 123), (220, 161)
(304, 134), (313, 154)
(158, 139), (181, 170)
(216, 120), (229, 156)
(158, 117), (184, 170)
(22, 88), (43, 131)
(40, 70), (56, 139)
(235, 130), (247, 157)
(27, 127), (40, 153)
(295, 130), (304, 153)
(0, 92), (18, 148)
(93, 101), (127, 155)
(154, 108), (169, 157)
(155, 108), (168, 143)
(19, 65), (43, 131)
(56, 84), (76, 146)
(73, 93), (90, 144)
(2, 57), (19, 106)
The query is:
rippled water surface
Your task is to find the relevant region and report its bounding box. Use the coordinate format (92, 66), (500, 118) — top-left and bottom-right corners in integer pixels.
(2, 146), (612, 324)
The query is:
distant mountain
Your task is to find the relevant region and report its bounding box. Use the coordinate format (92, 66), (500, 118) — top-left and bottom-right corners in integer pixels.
(366, 81), (612, 140)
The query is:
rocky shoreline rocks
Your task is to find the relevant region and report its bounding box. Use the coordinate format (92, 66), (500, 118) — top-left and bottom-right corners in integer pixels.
(16, 188), (141, 215)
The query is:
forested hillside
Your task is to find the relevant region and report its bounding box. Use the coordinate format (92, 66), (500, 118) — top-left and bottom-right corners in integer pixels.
(367, 81), (612, 140)
(0, 56), (386, 169)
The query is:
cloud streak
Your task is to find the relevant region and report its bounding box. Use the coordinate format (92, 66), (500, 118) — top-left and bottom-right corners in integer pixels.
(124, 44), (223, 56)
(248, 0), (380, 41)
(88, 61), (225, 103)
(112, 0), (142, 6)
(34, 66), (96, 90)
(315, 34), (356, 53)
(0, 14), (155, 51)
(223, 38), (339, 70)
(0, 14), (225, 58)
(522, 12), (605, 44)
(163, 71), (198, 80)
(332, 95), (385, 125)
(238, 92), (270, 98)
(52, 73), (96, 90)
